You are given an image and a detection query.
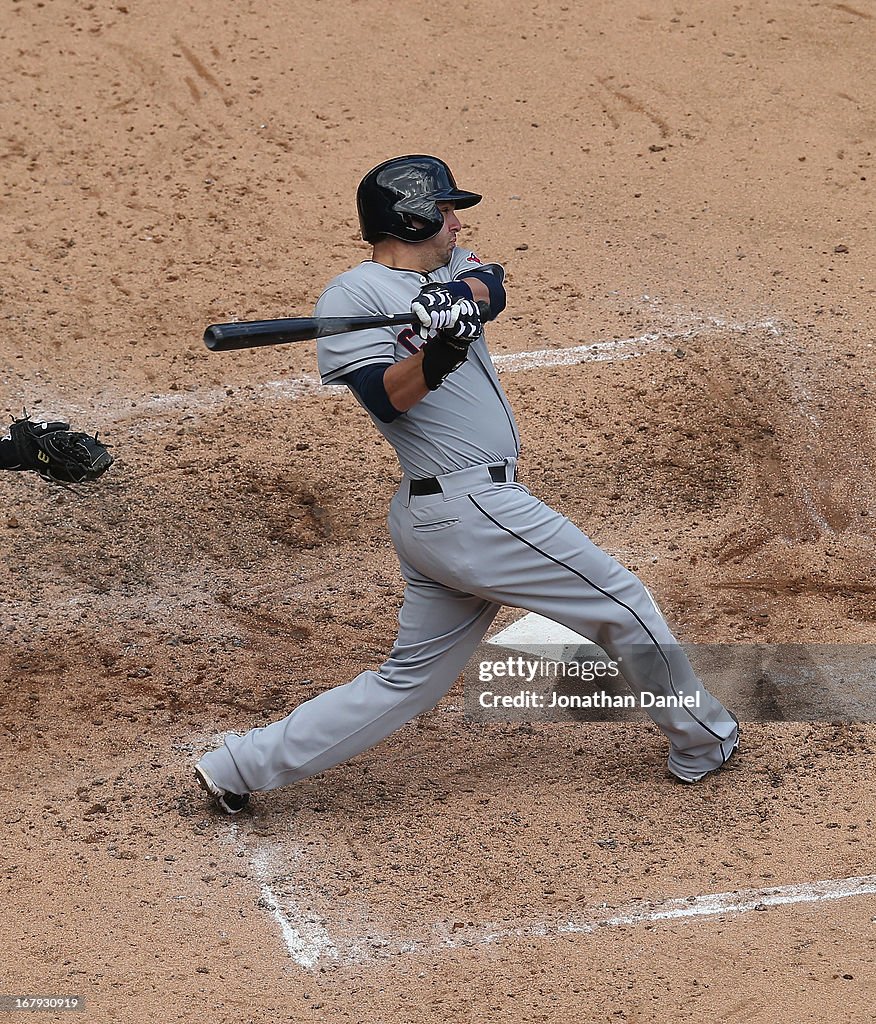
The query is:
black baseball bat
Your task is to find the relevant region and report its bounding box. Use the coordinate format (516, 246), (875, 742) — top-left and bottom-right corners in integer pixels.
(204, 313), (419, 352)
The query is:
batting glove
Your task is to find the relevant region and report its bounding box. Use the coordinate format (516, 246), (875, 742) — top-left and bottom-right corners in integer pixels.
(438, 297), (482, 343)
(411, 284), (456, 340)
(420, 299), (483, 390)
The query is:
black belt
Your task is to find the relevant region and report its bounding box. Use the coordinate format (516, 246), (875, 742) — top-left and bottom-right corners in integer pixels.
(409, 463), (511, 497)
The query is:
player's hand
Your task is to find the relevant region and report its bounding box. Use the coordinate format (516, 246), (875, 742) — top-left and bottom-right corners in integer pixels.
(438, 297), (482, 345)
(420, 299), (483, 390)
(411, 283), (456, 341)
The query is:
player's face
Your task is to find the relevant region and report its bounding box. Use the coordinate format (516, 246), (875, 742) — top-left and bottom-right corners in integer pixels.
(416, 202), (462, 271)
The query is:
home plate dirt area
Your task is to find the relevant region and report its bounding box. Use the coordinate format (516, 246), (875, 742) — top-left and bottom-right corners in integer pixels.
(1, 1), (875, 1022)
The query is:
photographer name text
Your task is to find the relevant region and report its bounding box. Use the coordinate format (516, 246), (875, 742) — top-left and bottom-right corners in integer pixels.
(477, 689), (702, 710)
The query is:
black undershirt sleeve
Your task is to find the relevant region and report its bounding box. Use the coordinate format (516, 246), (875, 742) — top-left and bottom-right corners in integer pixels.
(340, 364), (402, 424)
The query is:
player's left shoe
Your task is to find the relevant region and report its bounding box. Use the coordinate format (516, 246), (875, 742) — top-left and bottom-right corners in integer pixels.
(194, 764), (250, 815)
(668, 713), (740, 784)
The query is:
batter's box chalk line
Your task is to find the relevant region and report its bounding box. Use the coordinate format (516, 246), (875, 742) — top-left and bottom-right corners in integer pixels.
(250, 848), (338, 971)
(241, 826), (876, 970)
(46, 314), (786, 427)
(490, 315), (784, 372)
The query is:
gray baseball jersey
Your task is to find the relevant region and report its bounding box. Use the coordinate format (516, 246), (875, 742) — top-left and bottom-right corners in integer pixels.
(198, 245), (739, 801)
(316, 248), (520, 479)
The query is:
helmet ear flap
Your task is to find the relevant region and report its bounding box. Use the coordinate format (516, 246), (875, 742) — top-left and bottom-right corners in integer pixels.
(397, 207), (441, 238)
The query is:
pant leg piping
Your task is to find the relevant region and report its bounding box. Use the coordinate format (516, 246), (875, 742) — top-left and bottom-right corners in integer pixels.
(467, 494), (723, 740)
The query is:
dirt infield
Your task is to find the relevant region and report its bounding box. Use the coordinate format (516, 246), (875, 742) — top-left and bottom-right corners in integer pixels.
(1, 1), (875, 1021)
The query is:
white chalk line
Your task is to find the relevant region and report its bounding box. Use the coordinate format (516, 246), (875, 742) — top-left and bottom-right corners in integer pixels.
(41, 315), (784, 428)
(258, 883), (337, 971)
(492, 316), (782, 372)
(248, 863), (876, 969)
(216, 827), (339, 970)
(250, 848), (339, 971)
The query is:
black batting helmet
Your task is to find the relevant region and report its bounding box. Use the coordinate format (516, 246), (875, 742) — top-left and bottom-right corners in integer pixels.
(356, 155), (482, 243)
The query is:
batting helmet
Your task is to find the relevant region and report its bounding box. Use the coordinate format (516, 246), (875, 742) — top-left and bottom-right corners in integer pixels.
(356, 155), (482, 243)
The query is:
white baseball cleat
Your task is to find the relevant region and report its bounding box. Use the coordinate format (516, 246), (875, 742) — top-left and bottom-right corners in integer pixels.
(194, 764), (250, 815)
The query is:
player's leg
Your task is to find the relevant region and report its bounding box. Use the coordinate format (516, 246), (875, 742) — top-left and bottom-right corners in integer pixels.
(404, 482), (738, 782)
(196, 571), (500, 796)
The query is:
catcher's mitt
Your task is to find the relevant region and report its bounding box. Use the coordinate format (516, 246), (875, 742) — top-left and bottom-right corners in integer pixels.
(9, 414), (113, 485)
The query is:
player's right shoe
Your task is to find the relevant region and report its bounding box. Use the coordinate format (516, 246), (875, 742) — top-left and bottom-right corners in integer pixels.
(668, 713), (741, 784)
(194, 764), (250, 815)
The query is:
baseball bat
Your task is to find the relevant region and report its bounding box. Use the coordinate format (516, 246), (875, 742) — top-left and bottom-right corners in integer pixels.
(204, 313), (419, 352)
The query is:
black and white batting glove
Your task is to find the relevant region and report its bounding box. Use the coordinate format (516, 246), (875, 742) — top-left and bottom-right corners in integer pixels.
(411, 284), (456, 341)
(420, 299), (483, 390)
(438, 297), (482, 342)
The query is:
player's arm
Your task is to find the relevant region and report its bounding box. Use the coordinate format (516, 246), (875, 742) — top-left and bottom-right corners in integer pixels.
(455, 266), (506, 321)
(318, 281), (430, 418)
(322, 272), (488, 417)
(383, 352), (429, 412)
(446, 249), (507, 322)
(344, 297), (482, 416)
(348, 262), (502, 415)
(417, 268), (505, 323)
(338, 355), (427, 420)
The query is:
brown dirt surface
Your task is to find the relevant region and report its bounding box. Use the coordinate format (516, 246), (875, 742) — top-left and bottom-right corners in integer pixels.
(2, 1), (875, 1021)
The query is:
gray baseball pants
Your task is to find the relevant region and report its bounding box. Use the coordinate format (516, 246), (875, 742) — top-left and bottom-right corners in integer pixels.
(199, 459), (738, 793)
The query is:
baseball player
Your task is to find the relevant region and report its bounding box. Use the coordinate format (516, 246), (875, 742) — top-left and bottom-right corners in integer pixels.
(195, 154), (739, 814)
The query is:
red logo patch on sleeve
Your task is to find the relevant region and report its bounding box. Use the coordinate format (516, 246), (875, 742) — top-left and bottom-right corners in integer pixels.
(466, 253), (483, 264)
